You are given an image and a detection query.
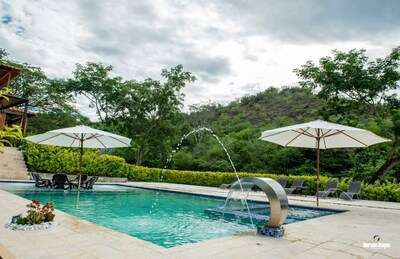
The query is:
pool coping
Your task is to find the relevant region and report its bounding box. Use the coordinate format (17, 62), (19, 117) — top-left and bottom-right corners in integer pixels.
(1, 181), (399, 258)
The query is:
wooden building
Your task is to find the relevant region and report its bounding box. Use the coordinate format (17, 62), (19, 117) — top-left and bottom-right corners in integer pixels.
(0, 63), (34, 134)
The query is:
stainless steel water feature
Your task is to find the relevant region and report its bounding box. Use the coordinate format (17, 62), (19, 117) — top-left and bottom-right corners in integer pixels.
(229, 177), (289, 228)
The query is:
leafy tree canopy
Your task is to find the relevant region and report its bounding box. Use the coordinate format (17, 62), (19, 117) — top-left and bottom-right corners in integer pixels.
(110, 65), (196, 165)
(0, 48), (75, 112)
(294, 47), (400, 119)
(295, 46), (400, 182)
(66, 62), (123, 124)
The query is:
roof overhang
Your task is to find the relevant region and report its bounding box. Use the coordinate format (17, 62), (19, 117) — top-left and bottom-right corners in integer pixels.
(0, 94), (28, 110)
(0, 64), (22, 88)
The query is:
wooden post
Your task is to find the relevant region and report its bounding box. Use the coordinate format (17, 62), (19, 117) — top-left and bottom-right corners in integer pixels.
(0, 111), (6, 131)
(21, 101), (29, 135)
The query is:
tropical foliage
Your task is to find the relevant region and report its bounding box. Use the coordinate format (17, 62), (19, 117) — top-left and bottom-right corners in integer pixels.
(0, 125), (23, 152)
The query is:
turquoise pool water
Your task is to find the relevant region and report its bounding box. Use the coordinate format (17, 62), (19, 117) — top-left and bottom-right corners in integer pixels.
(0, 183), (340, 248)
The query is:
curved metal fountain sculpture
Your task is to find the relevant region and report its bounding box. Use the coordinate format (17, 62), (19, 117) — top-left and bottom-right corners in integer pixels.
(229, 177), (288, 229)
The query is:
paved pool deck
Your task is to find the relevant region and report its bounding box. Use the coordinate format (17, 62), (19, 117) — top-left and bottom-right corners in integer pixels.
(0, 181), (399, 258)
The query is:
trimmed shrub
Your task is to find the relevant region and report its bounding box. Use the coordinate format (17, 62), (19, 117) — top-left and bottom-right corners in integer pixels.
(361, 180), (400, 202)
(24, 142), (127, 177)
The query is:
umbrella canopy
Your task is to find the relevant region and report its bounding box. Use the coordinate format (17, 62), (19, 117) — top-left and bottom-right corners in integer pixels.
(260, 120), (389, 206)
(25, 125), (131, 148)
(25, 125), (131, 190)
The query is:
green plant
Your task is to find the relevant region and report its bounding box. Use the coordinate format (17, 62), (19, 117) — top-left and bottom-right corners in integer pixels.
(16, 217), (28, 225)
(16, 200), (55, 225)
(0, 125), (23, 152)
(24, 142), (128, 177)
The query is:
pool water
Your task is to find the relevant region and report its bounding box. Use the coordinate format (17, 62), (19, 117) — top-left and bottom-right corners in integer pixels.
(0, 183), (340, 248)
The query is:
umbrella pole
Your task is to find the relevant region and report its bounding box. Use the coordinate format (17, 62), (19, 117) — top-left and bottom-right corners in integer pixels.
(78, 137), (83, 191)
(316, 135), (320, 207)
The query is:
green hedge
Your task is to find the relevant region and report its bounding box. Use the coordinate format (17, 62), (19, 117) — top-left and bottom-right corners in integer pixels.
(24, 142), (400, 202)
(24, 142), (130, 178)
(130, 166), (400, 202)
(361, 180), (400, 202)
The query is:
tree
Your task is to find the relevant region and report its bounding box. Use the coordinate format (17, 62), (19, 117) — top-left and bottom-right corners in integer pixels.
(0, 48), (75, 112)
(188, 101), (217, 144)
(294, 47), (400, 182)
(67, 62), (123, 124)
(112, 65), (196, 166)
(0, 49), (8, 60)
(27, 111), (91, 135)
(369, 109), (400, 182)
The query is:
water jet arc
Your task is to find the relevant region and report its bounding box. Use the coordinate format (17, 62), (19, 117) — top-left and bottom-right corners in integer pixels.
(229, 177), (289, 228)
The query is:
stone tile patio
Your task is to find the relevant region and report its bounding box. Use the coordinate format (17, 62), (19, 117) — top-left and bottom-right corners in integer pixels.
(0, 181), (399, 258)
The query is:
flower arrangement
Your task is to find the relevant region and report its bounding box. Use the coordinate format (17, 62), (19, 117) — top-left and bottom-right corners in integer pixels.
(16, 200), (55, 225)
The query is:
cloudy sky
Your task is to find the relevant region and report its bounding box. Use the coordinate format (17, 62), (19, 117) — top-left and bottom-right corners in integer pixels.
(1, 0), (399, 119)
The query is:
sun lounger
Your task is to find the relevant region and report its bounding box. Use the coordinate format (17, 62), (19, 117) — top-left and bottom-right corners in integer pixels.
(70, 174), (88, 189)
(316, 180), (338, 198)
(285, 179), (305, 195)
(81, 176), (99, 189)
(339, 181), (361, 200)
(31, 172), (51, 188)
(277, 178), (287, 188)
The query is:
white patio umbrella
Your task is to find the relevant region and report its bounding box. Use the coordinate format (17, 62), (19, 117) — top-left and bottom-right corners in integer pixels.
(260, 120), (389, 206)
(25, 125), (131, 190)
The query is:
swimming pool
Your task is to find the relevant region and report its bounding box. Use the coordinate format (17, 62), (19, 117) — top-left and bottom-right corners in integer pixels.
(0, 182), (341, 248)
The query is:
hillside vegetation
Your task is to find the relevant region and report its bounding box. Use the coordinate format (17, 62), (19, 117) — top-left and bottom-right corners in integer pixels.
(167, 87), (389, 182)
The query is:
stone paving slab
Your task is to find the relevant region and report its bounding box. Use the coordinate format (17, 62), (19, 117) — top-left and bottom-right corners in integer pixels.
(1, 181), (399, 258)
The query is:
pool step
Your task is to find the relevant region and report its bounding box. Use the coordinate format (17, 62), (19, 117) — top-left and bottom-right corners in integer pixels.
(0, 147), (30, 180)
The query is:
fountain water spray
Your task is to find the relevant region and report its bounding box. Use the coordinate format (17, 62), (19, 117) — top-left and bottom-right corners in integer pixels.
(160, 127), (256, 231)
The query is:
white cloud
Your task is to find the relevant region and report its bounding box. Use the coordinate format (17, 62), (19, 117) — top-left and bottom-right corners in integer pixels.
(0, 0), (399, 120)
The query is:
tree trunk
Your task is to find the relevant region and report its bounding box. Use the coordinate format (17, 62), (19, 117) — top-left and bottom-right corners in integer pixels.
(395, 172), (400, 182)
(134, 120), (157, 166)
(135, 137), (150, 166)
(369, 156), (400, 183)
(135, 147), (144, 166)
(369, 132), (399, 183)
(193, 130), (204, 145)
